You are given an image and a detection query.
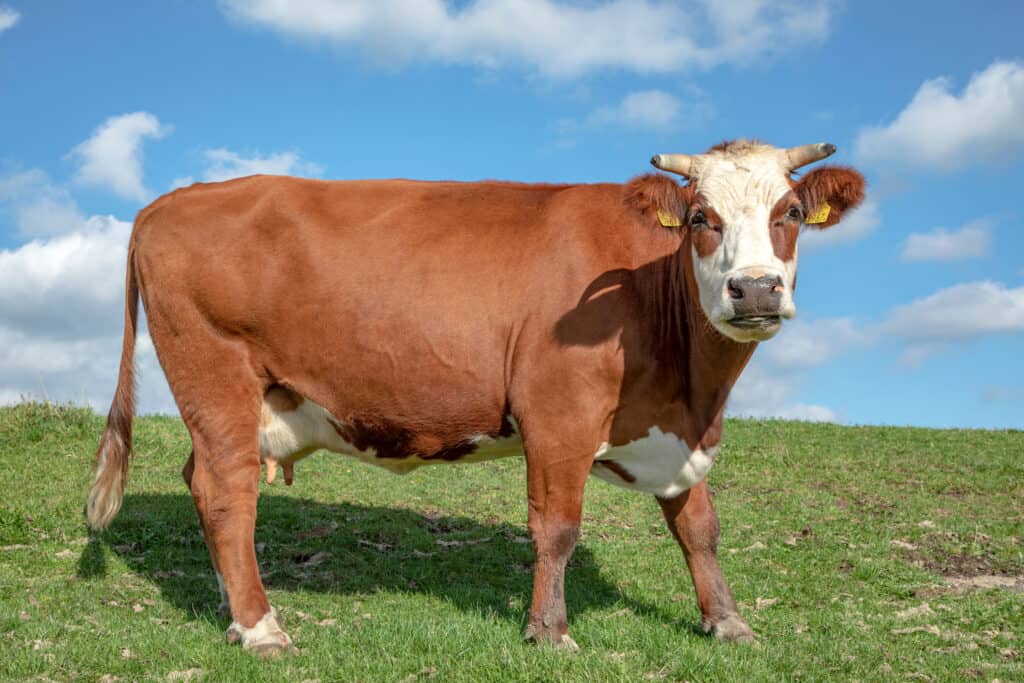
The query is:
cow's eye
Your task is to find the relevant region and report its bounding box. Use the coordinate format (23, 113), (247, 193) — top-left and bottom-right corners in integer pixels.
(691, 210), (706, 226)
(787, 206), (802, 221)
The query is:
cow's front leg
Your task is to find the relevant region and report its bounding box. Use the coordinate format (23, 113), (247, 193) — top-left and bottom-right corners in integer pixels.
(190, 446), (296, 656)
(522, 446), (591, 650)
(657, 482), (755, 643)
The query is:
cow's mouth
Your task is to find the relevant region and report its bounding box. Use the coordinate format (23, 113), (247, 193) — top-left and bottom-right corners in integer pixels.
(728, 315), (781, 330)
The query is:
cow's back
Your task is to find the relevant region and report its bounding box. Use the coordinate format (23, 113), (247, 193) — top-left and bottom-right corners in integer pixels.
(132, 175), (658, 446)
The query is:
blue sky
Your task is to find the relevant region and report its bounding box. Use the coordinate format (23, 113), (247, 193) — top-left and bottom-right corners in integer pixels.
(1, 1), (1022, 428)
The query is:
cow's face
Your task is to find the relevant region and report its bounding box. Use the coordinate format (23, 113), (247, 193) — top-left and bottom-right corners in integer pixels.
(653, 141), (865, 343)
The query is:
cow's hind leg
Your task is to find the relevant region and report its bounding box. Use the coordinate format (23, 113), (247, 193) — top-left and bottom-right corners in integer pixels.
(657, 482), (755, 642)
(522, 436), (591, 650)
(160, 337), (295, 656)
(182, 451), (230, 618)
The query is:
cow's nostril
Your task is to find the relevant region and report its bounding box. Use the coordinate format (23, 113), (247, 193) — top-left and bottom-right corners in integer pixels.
(727, 279), (745, 300)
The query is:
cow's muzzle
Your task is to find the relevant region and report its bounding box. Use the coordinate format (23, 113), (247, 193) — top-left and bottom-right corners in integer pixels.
(726, 275), (784, 330)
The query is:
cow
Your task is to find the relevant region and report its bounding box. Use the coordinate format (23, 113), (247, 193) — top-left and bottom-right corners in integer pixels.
(86, 140), (865, 655)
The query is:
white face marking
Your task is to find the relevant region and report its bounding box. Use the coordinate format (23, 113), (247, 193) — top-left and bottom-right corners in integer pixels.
(226, 608), (292, 650)
(689, 146), (799, 342)
(591, 427), (717, 497)
(258, 396), (524, 475)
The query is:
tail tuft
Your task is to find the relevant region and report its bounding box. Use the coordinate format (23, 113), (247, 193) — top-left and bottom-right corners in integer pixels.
(86, 244), (139, 530)
(86, 404), (132, 529)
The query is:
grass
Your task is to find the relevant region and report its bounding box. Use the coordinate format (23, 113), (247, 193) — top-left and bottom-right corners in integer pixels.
(1, 401), (1021, 682)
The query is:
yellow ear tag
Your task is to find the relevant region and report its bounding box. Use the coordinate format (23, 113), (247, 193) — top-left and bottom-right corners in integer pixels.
(657, 209), (683, 227)
(805, 202), (831, 224)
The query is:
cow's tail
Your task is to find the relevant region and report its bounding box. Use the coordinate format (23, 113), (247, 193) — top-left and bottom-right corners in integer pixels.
(86, 241), (140, 530)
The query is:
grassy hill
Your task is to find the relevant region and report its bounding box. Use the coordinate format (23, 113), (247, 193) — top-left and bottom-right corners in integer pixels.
(1, 402), (1021, 681)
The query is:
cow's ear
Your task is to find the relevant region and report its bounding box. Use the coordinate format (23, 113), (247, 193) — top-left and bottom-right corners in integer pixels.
(795, 166), (865, 229)
(623, 174), (692, 228)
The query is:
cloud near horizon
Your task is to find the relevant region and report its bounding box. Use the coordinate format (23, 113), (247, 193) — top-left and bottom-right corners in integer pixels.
(728, 316), (869, 423)
(0, 215), (175, 413)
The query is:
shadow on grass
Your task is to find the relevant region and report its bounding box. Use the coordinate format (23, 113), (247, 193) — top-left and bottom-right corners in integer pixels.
(78, 493), (688, 633)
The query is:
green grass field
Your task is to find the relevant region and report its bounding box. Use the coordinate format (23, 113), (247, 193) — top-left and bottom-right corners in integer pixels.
(1, 402), (1021, 682)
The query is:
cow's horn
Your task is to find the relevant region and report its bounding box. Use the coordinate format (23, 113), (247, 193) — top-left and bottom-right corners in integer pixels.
(785, 142), (837, 170)
(650, 153), (693, 178)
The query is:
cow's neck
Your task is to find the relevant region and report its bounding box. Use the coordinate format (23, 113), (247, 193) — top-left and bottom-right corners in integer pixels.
(635, 248), (756, 448)
(681, 314), (755, 447)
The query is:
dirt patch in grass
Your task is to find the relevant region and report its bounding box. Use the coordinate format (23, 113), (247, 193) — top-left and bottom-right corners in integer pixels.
(945, 575), (1024, 592)
(898, 529), (1024, 596)
(899, 529), (1022, 577)
(915, 575), (1024, 598)
(915, 550), (1009, 578)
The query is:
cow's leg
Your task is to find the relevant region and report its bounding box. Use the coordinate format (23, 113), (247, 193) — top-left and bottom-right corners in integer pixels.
(522, 443), (591, 650)
(182, 451), (229, 618)
(186, 417), (295, 656)
(152, 314), (295, 656)
(657, 482), (754, 642)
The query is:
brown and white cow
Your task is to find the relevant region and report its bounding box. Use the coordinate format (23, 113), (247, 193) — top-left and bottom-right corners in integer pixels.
(87, 140), (864, 655)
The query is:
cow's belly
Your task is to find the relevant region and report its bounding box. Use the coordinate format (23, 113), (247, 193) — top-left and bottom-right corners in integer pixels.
(258, 392), (523, 475)
(258, 390), (714, 495)
(590, 427), (717, 497)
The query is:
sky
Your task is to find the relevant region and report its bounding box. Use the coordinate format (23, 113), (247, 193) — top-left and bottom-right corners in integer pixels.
(1, 1), (1023, 429)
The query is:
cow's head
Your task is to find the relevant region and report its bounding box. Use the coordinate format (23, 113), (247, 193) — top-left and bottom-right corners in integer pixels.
(649, 140), (865, 343)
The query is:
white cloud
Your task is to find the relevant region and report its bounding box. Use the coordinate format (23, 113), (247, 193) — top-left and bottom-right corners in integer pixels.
(728, 362), (841, 423)
(555, 88), (713, 143)
(758, 317), (868, 370)
(0, 216), (132, 337)
(0, 324), (176, 415)
(220, 0), (832, 77)
(799, 197), (881, 250)
(0, 6), (19, 32)
(0, 216), (176, 414)
(900, 219), (993, 262)
(200, 148), (323, 182)
(585, 89), (714, 131)
(0, 168), (87, 237)
(728, 316), (867, 423)
(15, 193), (87, 237)
(772, 403), (840, 423)
(587, 90), (682, 130)
(883, 281), (1024, 341)
(856, 60), (1024, 170)
(894, 342), (949, 369)
(69, 112), (171, 201)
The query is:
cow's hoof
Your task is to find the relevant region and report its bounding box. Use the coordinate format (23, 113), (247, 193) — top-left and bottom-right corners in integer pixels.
(523, 624), (579, 651)
(226, 609), (296, 655)
(704, 614), (756, 644)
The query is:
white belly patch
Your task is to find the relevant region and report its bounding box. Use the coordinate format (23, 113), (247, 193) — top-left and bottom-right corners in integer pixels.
(590, 427), (717, 497)
(258, 395), (523, 475)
